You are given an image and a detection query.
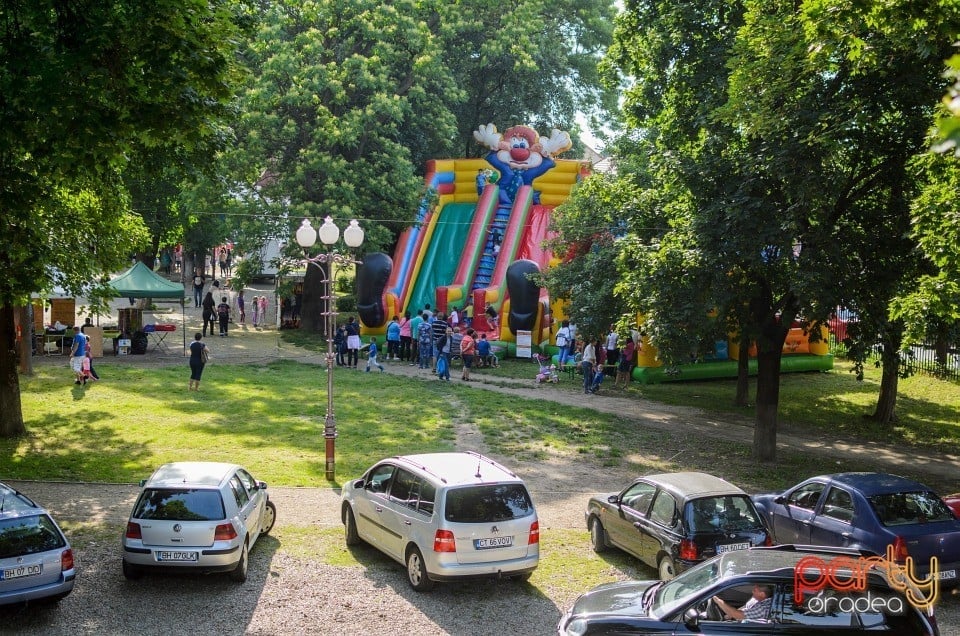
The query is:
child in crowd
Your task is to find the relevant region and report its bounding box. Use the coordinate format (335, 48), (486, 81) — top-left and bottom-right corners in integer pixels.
(334, 325), (347, 366)
(363, 337), (385, 373)
(251, 295), (260, 327)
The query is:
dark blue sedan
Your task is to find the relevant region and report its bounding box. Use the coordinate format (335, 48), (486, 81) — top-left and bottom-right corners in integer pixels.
(752, 472), (960, 586)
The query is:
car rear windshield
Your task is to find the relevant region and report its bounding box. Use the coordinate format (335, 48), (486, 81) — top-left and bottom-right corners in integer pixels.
(133, 488), (225, 521)
(0, 514), (66, 558)
(444, 484), (534, 523)
(868, 491), (954, 526)
(685, 495), (764, 532)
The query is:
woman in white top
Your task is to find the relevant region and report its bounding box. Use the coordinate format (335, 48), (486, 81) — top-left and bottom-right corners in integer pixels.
(581, 338), (596, 394)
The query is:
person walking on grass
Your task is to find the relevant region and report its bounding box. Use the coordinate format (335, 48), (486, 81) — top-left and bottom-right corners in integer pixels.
(69, 326), (86, 385)
(363, 337), (385, 373)
(201, 291), (216, 337)
(217, 296), (231, 336)
(188, 332), (208, 391)
(237, 290), (246, 325)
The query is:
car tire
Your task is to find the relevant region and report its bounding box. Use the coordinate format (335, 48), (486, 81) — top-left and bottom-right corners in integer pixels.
(261, 500), (277, 535)
(229, 542), (248, 583)
(658, 555), (677, 580)
(589, 516), (607, 553)
(344, 505), (361, 546)
(122, 559), (142, 580)
(406, 546), (435, 592)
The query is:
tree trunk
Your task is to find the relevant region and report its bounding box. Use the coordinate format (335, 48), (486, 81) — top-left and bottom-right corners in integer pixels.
(753, 317), (789, 462)
(299, 261), (328, 335)
(871, 330), (902, 424)
(754, 347), (783, 462)
(15, 306), (32, 376)
(735, 338), (750, 407)
(0, 305), (27, 438)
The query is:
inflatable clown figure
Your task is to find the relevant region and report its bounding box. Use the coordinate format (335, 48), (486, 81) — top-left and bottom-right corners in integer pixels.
(473, 123), (572, 204)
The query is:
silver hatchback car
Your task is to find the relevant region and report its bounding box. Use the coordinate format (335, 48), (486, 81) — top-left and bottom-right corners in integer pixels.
(122, 462), (277, 582)
(0, 481), (75, 605)
(341, 451), (539, 591)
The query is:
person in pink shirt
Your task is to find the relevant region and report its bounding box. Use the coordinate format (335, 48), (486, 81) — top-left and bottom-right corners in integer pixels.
(258, 295), (268, 328)
(398, 310), (412, 362)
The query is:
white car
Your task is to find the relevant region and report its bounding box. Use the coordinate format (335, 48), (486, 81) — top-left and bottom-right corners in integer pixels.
(341, 451), (539, 591)
(121, 462), (277, 582)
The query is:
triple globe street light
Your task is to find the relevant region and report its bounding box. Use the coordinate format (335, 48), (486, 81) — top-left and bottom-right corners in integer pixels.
(295, 216), (364, 481)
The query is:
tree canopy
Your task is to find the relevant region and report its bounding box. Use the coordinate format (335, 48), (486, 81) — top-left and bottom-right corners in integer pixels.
(0, 0), (253, 436)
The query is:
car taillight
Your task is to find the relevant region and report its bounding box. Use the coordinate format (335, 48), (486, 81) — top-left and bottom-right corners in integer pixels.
(214, 523), (238, 541)
(528, 520), (540, 545)
(764, 535), (773, 547)
(892, 536), (909, 562)
(61, 549), (74, 571)
(125, 522), (142, 540)
(679, 539), (698, 561)
(434, 529), (456, 552)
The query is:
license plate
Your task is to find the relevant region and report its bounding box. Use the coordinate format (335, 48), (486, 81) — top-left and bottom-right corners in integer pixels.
(1, 564), (42, 580)
(474, 536), (513, 550)
(717, 542), (750, 554)
(937, 569), (956, 580)
(156, 551), (198, 562)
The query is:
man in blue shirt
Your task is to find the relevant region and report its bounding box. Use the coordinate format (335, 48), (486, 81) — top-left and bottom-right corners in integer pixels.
(69, 326), (86, 385)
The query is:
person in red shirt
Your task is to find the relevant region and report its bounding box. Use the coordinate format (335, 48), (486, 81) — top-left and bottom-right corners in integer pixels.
(460, 328), (477, 381)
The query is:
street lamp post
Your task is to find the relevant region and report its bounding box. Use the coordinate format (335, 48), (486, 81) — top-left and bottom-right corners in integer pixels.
(295, 216), (364, 481)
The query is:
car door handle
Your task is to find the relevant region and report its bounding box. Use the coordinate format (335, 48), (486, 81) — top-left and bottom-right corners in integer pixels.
(404, 520), (412, 526)
(375, 506), (383, 513)
(841, 532), (851, 538)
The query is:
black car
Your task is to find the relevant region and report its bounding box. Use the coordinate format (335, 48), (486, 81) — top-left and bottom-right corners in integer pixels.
(558, 545), (941, 635)
(586, 472), (770, 579)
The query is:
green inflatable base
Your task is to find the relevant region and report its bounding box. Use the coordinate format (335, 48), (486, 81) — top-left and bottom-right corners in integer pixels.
(632, 354), (834, 385)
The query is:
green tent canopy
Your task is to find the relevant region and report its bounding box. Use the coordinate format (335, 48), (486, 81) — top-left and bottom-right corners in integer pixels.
(109, 262), (187, 354)
(109, 262), (185, 298)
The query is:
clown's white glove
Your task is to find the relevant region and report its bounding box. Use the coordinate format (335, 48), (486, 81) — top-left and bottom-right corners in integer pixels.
(473, 123), (502, 150)
(539, 129), (572, 157)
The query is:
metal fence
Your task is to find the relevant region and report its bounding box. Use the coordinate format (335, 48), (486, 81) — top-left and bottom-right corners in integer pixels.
(829, 333), (960, 382)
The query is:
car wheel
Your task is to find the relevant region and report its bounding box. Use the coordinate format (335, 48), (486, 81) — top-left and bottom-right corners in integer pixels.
(589, 516), (607, 553)
(261, 500), (277, 535)
(122, 559), (142, 580)
(406, 546), (435, 592)
(658, 555), (677, 580)
(229, 542), (248, 583)
(344, 505), (361, 546)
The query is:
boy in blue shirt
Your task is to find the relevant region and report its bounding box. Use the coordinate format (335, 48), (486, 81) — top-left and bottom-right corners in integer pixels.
(364, 337), (385, 373)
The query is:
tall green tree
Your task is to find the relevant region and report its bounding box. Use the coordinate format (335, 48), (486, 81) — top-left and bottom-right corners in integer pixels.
(0, 0), (251, 437)
(227, 0), (463, 332)
(596, 0), (959, 459)
(439, 0), (619, 158)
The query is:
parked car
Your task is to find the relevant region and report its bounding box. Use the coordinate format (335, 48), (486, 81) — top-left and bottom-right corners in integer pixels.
(340, 451), (539, 591)
(585, 472), (770, 580)
(752, 472), (960, 586)
(121, 462), (277, 582)
(944, 493), (960, 518)
(0, 481), (75, 605)
(557, 545), (941, 635)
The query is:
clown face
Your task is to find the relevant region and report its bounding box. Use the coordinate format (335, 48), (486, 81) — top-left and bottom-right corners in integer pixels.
(497, 126), (544, 170)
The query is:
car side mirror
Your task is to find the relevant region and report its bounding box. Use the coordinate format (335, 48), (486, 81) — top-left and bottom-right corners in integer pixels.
(684, 608), (700, 628)
(257, 481), (268, 490)
(608, 494), (620, 505)
(139, 479), (147, 488)
(774, 496), (785, 505)
(355, 479), (366, 489)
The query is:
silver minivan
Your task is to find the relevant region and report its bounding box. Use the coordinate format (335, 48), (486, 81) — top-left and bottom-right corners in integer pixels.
(341, 451), (539, 591)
